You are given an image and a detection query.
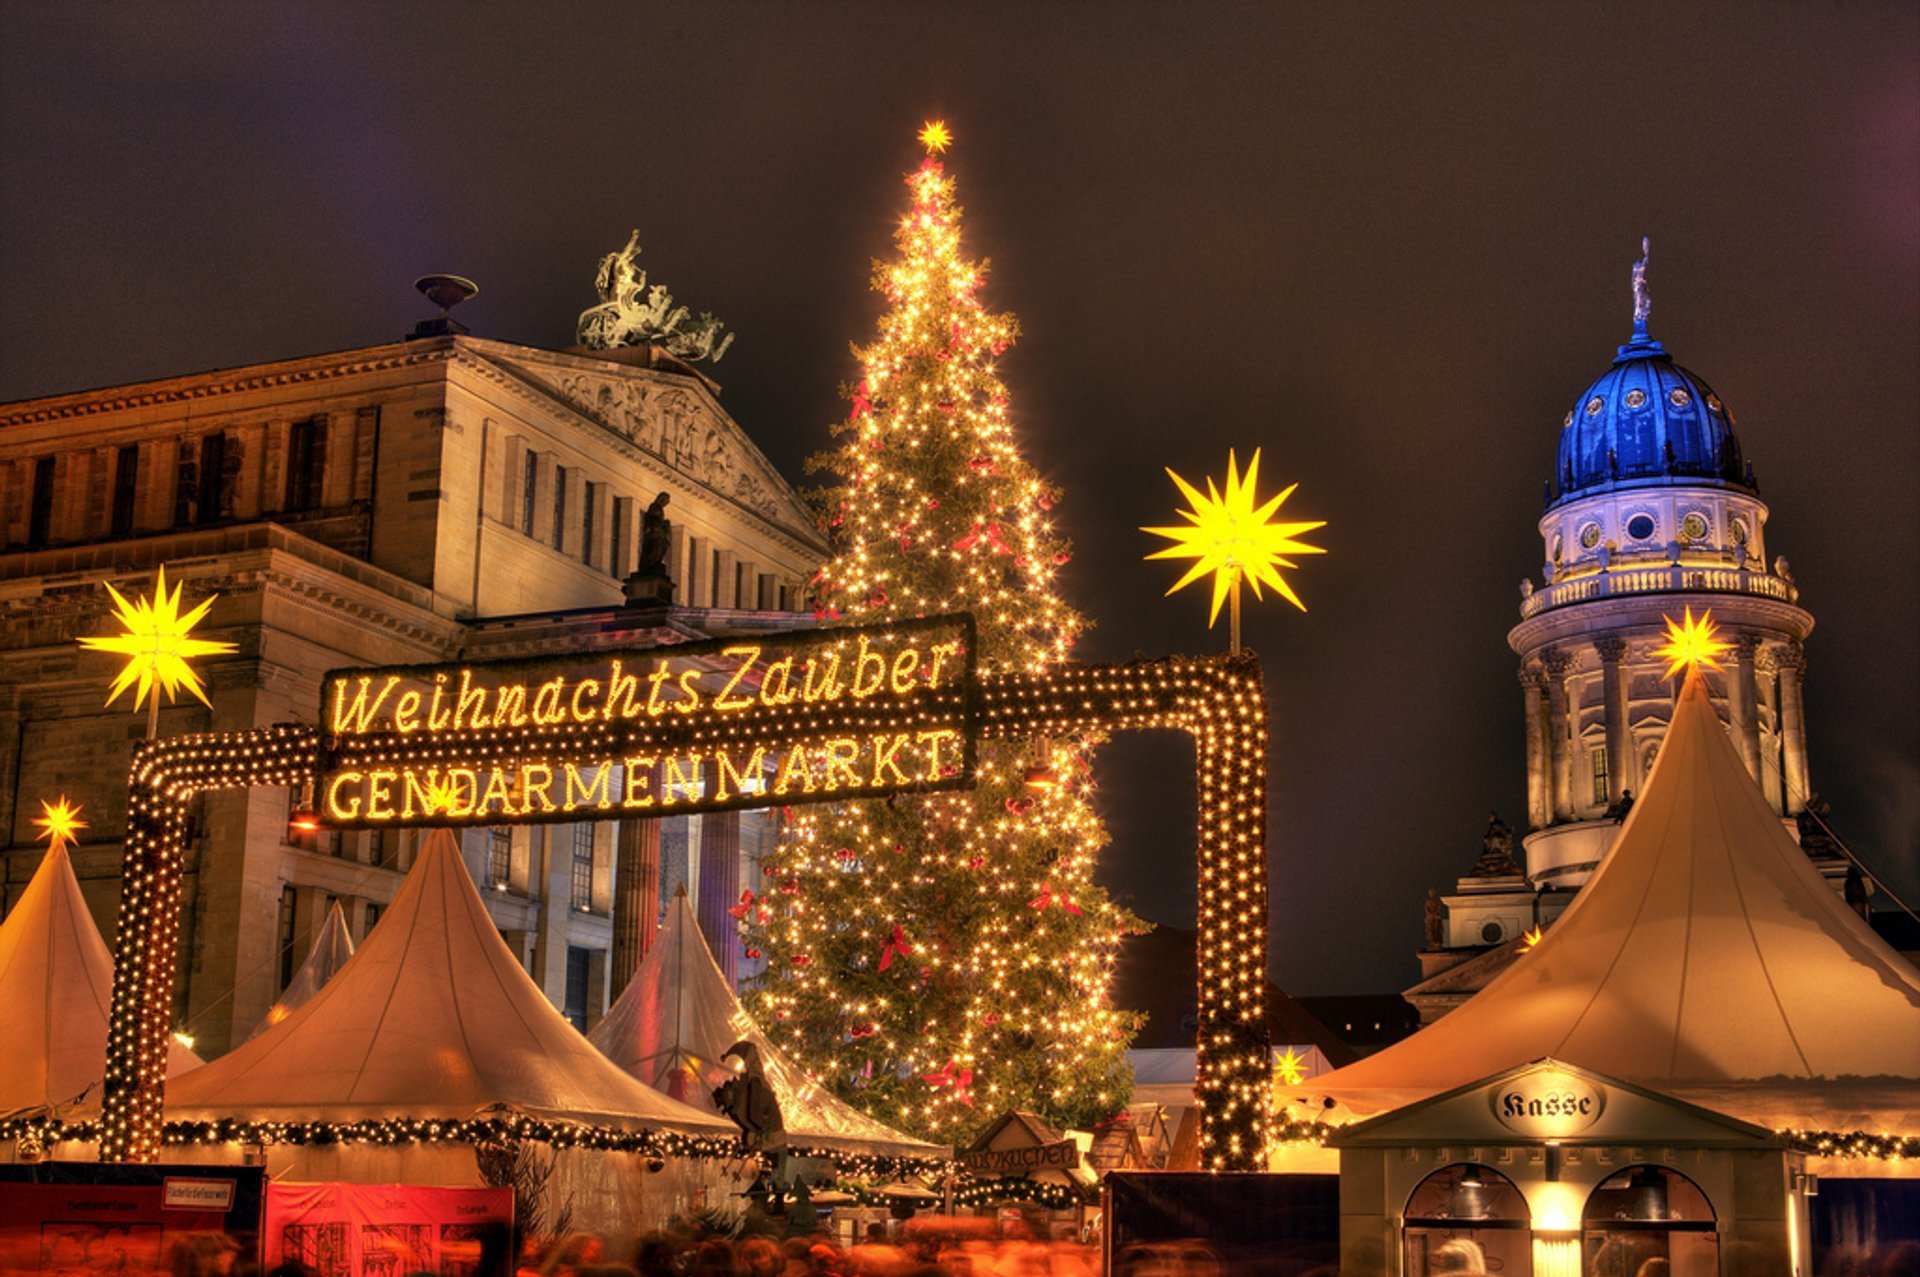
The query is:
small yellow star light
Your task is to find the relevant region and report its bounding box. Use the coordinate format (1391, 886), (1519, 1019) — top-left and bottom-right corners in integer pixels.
(33, 796), (87, 851)
(1649, 606), (1734, 682)
(1519, 924), (1544, 951)
(1142, 448), (1326, 650)
(1275, 1046), (1307, 1086)
(918, 119), (952, 154)
(77, 565), (237, 712)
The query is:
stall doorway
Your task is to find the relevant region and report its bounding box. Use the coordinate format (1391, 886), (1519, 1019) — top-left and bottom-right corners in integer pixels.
(1582, 1165), (1719, 1277)
(1404, 1162), (1533, 1275)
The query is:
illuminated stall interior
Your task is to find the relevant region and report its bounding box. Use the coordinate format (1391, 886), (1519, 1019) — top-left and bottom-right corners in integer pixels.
(1330, 1059), (1807, 1277)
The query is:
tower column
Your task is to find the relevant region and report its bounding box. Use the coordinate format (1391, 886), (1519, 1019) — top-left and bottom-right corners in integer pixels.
(1777, 644), (1810, 813)
(611, 816), (661, 997)
(1730, 633), (1763, 783)
(1595, 636), (1634, 801)
(1544, 649), (1576, 822)
(1520, 665), (1550, 829)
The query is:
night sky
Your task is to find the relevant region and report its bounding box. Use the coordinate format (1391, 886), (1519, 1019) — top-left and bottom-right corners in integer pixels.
(4, 5), (1915, 996)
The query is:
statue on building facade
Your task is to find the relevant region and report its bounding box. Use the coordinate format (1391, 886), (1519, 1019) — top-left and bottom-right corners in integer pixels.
(576, 229), (735, 363)
(623, 491), (675, 608)
(1423, 889), (1445, 950)
(1469, 810), (1520, 878)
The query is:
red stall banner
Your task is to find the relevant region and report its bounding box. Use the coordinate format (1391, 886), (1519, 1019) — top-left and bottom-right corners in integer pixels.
(0, 1166), (265, 1277)
(263, 1184), (512, 1277)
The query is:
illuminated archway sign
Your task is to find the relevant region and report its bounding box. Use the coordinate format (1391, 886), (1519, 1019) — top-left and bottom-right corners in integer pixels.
(100, 614), (1275, 1170)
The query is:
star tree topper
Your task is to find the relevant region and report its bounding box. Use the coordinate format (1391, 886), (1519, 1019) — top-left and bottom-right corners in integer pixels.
(77, 565), (237, 724)
(1142, 448), (1325, 651)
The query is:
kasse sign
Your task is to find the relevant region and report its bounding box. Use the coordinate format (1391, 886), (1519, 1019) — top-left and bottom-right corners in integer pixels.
(314, 613), (976, 828)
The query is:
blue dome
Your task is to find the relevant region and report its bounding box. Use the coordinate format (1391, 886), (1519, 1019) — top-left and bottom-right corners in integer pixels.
(1549, 329), (1751, 509)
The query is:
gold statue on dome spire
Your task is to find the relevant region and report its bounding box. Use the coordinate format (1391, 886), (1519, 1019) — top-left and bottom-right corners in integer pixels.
(1632, 235), (1652, 334)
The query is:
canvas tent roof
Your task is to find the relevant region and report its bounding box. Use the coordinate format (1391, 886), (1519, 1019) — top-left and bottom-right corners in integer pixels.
(0, 841), (200, 1117)
(247, 899), (354, 1040)
(1303, 671), (1920, 1132)
(165, 830), (731, 1135)
(589, 889), (946, 1159)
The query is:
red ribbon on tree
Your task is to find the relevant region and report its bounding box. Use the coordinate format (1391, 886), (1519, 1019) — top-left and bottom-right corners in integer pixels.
(923, 1060), (975, 1106)
(1029, 882), (1084, 916)
(727, 889), (757, 920)
(879, 924), (913, 972)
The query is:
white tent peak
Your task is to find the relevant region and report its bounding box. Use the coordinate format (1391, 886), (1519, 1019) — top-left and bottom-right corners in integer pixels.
(590, 890), (945, 1158)
(1309, 670), (1920, 1119)
(247, 899), (354, 1041)
(165, 828), (731, 1135)
(0, 840), (199, 1117)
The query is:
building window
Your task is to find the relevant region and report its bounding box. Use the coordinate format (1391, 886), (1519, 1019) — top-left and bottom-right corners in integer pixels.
(1591, 746), (1610, 806)
(364, 902), (382, 940)
(522, 454), (538, 534)
(277, 885), (297, 990)
(487, 826), (512, 890)
(570, 824), (594, 911)
(27, 456), (55, 547)
(286, 416), (325, 512)
(553, 465), (568, 551)
(563, 946), (591, 1031)
(735, 562), (745, 609)
(711, 548), (722, 607)
(581, 483), (596, 565)
(111, 445), (139, 536)
(608, 511), (622, 579)
(197, 432), (227, 524)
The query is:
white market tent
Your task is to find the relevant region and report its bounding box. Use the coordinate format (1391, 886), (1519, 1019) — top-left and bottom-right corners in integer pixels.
(0, 839), (200, 1118)
(165, 828), (731, 1136)
(246, 898), (354, 1041)
(590, 888), (947, 1160)
(1303, 670), (1920, 1136)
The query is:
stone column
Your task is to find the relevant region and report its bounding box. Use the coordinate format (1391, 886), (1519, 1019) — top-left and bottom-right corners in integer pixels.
(611, 816), (661, 997)
(1520, 665), (1550, 830)
(1595, 636), (1633, 801)
(1544, 649), (1576, 822)
(697, 812), (742, 986)
(1730, 633), (1763, 783)
(1777, 644), (1810, 814)
(1755, 650), (1786, 812)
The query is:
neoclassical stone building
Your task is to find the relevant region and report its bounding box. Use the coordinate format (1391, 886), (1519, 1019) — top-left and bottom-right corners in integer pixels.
(0, 318), (825, 1058)
(1409, 279), (1840, 1021)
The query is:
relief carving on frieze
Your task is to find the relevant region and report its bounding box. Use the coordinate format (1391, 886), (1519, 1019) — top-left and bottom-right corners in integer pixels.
(537, 368), (786, 523)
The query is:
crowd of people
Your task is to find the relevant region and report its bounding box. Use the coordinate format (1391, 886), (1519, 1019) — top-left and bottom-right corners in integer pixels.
(521, 1223), (1101, 1277)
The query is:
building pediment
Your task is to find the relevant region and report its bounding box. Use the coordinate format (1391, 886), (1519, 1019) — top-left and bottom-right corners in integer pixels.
(462, 342), (819, 548)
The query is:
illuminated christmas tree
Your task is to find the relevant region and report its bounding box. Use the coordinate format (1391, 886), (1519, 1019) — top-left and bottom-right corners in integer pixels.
(742, 123), (1142, 1141)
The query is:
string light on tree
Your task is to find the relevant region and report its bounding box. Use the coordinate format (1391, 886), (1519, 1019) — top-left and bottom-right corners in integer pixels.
(1143, 449), (1325, 652)
(77, 565), (236, 736)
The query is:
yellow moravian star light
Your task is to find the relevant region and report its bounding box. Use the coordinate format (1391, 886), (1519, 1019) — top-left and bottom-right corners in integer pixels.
(34, 796), (86, 850)
(1275, 1046), (1307, 1087)
(1650, 606), (1734, 682)
(1142, 448), (1327, 624)
(918, 119), (952, 154)
(78, 564), (237, 710)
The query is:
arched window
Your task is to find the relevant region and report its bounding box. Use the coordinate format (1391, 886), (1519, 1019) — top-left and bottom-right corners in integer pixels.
(1404, 1162), (1533, 1275)
(1582, 1165), (1719, 1277)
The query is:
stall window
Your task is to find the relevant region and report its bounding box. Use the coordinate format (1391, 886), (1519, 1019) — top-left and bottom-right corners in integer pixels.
(1403, 1162), (1533, 1276)
(1582, 1165), (1719, 1277)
